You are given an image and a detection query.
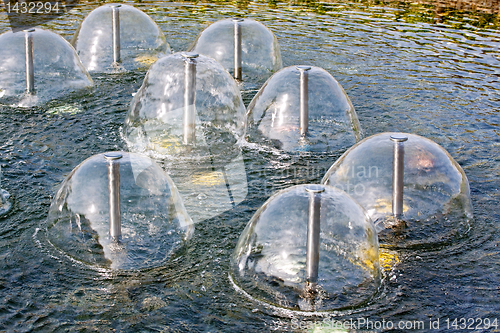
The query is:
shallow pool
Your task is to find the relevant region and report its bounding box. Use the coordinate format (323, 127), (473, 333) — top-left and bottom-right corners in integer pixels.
(0, 0), (499, 331)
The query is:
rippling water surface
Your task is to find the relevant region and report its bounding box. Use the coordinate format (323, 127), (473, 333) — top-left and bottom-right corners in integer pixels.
(0, 1), (499, 332)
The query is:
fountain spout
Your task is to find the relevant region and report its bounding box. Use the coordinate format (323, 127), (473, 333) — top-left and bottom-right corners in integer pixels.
(181, 52), (199, 145)
(297, 66), (311, 136)
(390, 134), (408, 218)
(111, 4), (121, 64)
(105, 152), (122, 241)
(24, 28), (35, 94)
(305, 185), (324, 289)
(232, 18), (243, 80)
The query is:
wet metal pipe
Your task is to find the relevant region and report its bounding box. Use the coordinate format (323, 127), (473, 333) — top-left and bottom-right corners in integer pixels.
(391, 134), (408, 218)
(305, 185), (324, 285)
(233, 18), (243, 80)
(182, 52), (198, 145)
(105, 152), (122, 240)
(111, 4), (121, 63)
(24, 28), (35, 94)
(297, 66), (311, 136)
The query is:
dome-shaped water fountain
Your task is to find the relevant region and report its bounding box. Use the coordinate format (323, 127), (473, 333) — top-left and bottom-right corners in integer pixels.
(71, 4), (170, 73)
(246, 65), (361, 153)
(0, 28), (93, 107)
(322, 133), (473, 247)
(188, 18), (282, 84)
(123, 52), (248, 223)
(46, 152), (193, 270)
(230, 184), (380, 312)
(123, 52), (246, 155)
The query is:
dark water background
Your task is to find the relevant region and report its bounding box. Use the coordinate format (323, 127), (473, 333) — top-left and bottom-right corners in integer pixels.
(0, 0), (499, 331)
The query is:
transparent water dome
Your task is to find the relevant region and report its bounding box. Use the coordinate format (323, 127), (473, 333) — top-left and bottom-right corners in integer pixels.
(322, 133), (473, 247)
(230, 184), (380, 312)
(246, 65), (361, 153)
(71, 4), (170, 73)
(188, 18), (282, 84)
(123, 52), (246, 159)
(47, 152), (193, 270)
(124, 52), (248, 223)
(0, 28), (93, 108)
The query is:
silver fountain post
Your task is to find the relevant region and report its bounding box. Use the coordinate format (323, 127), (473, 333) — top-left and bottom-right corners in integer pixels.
(105, 152), (122, 241)
(391, 134), (408, 218)
(233, 18), (243, 80)
(305, 185), (324, 288)
(24, 28), (35, 94)
(111, 4), (121, 64)
(182, 52), (198, 145)
(297, 66), (311, 136)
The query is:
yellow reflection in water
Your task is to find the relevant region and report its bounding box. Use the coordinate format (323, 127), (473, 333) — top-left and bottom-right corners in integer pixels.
(374, 198), (409, 214)
(192, 171), (225, 186)
(379, 248), (400, 271)
(150, 135), (181, 154)
(135, 55), (158, 66)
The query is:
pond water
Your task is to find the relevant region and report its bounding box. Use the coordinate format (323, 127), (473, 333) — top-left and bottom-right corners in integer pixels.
(0, 0), (499, 331)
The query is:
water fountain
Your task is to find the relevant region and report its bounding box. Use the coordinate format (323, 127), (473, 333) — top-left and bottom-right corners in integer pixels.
(246, 65), (361, 153)
(230, 184), (380, 312)
(123, 52), (247, 223)
(46, 152), (193, 270)
(0, 1), (496, 330)
(71, 4), (170, 73)
(322, 132), (473, 247)
(188, 18), (282, 85)
(0, 28), (93, 107)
